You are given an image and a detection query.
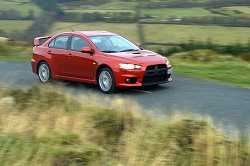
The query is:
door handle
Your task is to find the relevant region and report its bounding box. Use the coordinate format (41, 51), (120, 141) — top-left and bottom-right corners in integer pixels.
(47, 50), (51, 54)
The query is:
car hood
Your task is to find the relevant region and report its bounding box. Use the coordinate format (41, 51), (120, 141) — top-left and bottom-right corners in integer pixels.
(104, 50), (166, 64)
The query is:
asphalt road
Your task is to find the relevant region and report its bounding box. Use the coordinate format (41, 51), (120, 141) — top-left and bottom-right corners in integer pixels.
(0, 60), (249, 136)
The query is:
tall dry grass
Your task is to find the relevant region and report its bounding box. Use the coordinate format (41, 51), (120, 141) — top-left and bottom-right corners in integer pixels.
(0, 86), (249, 165)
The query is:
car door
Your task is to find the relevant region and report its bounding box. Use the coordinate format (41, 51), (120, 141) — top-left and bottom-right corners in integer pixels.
(48, 35), (70, 77)
(67, 36), (96, 80)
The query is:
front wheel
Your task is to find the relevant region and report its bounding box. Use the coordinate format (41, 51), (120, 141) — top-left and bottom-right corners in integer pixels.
(38, 62), (51, 83)
(98, 68), (117, 93)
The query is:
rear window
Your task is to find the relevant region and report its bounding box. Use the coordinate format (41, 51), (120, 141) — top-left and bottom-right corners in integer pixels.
(49, 36), (69, 49)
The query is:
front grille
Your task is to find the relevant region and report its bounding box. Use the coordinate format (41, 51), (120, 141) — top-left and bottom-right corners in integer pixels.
(146, 64), (167, 70)
(142, 64), (168, 85)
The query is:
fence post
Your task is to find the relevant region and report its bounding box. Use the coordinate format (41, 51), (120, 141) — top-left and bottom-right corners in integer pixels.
(135, 6), (145, 47)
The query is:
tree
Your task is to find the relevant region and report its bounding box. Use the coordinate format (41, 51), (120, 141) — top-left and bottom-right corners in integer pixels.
(27, 10), (35, 20)
(31, 0), (58, 11)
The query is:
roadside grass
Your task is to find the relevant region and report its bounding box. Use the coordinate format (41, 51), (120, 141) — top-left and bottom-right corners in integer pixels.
(0, 40), (32, 60)
(0, 86), (249, 165)
(143, 24), (250, 45)
(168, 49), (250, 88)
(0, 1), (41, 17)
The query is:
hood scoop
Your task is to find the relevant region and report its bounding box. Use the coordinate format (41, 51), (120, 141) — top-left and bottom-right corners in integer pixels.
(133, 55), (143, 58)
(132, 52), (141, 54)
(132, 53), (157, 58)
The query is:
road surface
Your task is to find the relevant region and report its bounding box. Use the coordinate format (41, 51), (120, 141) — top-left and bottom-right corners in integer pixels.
(0, 60), (249, 137)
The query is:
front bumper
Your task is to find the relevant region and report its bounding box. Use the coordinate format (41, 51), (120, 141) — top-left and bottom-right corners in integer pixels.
(31, 59), (37, 74)
(114, 64), (172, 87)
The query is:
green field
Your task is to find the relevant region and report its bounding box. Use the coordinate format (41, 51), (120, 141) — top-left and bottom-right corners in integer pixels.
(211, 6), (250, 18)
(62, 7), (228, 23)
(141, 8), (219, 20)
(59, 1), (138, 10)
(48, 22), (250, 46)
(64, 9), (134, 14)
(0, 1), (41, 17)
(224, 6), (250, 14)
(48, 22), (139, 42)
(63, 7), (222, 21)
(143, 24), (250, 45)
(0, 3), (249, 46)
(0, 20), (33, 33)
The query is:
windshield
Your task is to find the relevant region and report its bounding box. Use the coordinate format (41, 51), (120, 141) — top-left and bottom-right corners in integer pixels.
(88, 35), (140, 53)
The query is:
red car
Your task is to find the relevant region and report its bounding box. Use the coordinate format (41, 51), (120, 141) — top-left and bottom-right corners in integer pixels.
(31, 31), (172, 93)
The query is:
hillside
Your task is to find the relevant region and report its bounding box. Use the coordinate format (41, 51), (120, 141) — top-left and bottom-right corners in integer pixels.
(0, 0), (250, 43)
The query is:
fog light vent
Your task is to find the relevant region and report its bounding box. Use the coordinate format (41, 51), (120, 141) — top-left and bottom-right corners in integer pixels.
(125, 78), (137, 84)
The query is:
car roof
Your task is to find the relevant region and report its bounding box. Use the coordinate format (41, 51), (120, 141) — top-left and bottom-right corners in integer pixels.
(60, 31), (117, 37)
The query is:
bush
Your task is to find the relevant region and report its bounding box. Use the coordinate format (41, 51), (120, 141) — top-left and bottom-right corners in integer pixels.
(8, 86), (67, 110)
(53, 144), (105, 166)
(239, 53), (250, 62)
(156, 39), (250, 62)
(176, 49), (219, 62)
(0, 41), (10, 56)
(157, 46), (183, 56)
(90, 108), (140, 146)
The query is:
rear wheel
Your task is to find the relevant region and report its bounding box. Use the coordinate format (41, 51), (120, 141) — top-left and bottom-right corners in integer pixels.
(38, 62), (51, 83)
(98, 68), (116, 93)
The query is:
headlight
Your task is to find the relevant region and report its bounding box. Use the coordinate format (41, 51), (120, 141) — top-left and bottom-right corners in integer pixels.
(164, 57), (170, 66)
(119, 63), (142, 70)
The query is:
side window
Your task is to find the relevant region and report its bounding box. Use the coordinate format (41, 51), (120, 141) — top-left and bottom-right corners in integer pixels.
(49, 36), (69, 49)
(70, 36), (89, 52)
(48, 39), (55, 48)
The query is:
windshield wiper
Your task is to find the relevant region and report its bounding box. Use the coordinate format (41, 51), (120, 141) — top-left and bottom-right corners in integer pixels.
(102, 50), (117, 53)
(120, 49), (139, 52)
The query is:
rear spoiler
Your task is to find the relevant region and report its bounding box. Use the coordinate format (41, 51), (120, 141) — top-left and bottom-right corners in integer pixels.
(34, 36), (52, 46)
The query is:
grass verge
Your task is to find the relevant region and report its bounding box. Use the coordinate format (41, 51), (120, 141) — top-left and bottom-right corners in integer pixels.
(168, 49), (250, 88)
(0, 86), (249, 165)
(0, 40), (32, 60)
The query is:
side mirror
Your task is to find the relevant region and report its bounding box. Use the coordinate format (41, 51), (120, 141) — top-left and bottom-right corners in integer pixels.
(81, 47), (94, 54)
(136, 43), (142, 49)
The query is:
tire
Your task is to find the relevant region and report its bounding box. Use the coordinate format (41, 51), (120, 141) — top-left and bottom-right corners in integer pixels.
(98, 68), (117, 93)
(38, 62), (52, 83)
